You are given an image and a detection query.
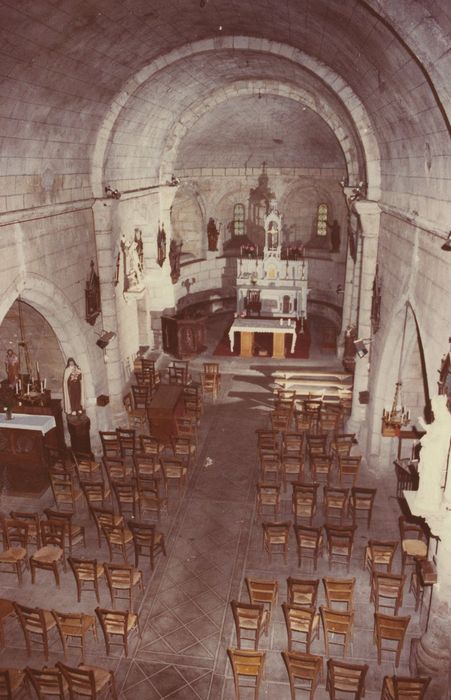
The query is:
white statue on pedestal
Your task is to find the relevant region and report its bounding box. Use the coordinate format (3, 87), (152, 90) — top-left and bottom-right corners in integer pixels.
(415, 395), (451, 510)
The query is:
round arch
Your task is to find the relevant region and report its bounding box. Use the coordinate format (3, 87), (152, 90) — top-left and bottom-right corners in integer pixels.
(91, 36), (381, 199)
(0, 273), (97, 416)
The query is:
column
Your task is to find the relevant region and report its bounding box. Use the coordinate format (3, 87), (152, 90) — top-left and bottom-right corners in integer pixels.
(347, 200), (381, 435)
(92, 199), (128, 427)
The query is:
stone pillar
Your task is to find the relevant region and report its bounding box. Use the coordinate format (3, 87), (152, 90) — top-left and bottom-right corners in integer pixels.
(347, 200), (381, 436)
(92, 199), (127, 426)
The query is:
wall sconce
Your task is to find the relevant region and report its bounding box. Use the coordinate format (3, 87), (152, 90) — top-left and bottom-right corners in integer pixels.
(96, 331), (116, 349)
(105, 186), (121, 199)
(353, 337), (372, 358)
(441, 231), (451, 251)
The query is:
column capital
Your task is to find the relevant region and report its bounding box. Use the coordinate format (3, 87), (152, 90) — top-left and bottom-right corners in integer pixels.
(354, 199), (381, 217)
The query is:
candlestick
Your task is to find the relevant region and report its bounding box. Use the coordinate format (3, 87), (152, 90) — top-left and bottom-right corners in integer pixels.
(44, 378), (47, 389)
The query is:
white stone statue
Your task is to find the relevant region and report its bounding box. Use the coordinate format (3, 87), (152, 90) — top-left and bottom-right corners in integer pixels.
(121, 233), (144, 290)
(416, 395), (451, 509)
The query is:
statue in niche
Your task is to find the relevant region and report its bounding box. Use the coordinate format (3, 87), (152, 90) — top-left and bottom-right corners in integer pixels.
(267, 220), (279, 250)
(5, 348), (19, 389)
(62, 357), (84, 416)
(169, 239), (183, 284)
(157, 222), (167, 267)
(120, 233), (144, 291)
(416, 395), (451, 507)
(134, 228), (144, 270)
(207, 217), (219, 252)
(85, 259), (101, 326)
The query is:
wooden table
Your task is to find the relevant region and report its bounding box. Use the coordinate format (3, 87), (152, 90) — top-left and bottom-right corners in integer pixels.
(229, 318), (297, 359)
(147, 385), (184, 442)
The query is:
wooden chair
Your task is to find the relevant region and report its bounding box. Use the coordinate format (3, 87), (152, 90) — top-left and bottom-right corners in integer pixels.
(95, 607), (141, 657)
(57, 661), (118, 699)
(171, 436), (196, 465)
(399, 516), (428, 573)
(0, 517), (29, 585)
(26, 666), (68, 699)
(282, 650), (322, 700)
(318, 407), (340, 435)
(230, 600), (269, 650)
(9, 511), (41, 548)
(286, 577), (319, 609)
(282, 603), (320, 653)
(0, 599), (16, 648)
(294, 409), (311, 434)
(227, 647), (265, 700)
(349, 487), (376, 528)
(49, 469), (83, 512)
(270, 409), (291, 433)
(322, 577), (355, 611)
(374, 612), (411, 667)
(324, 525), (356, 572)
(71, 450), (102, 483)
(68, 556), (105, 603)
(30, 520), (66, 587)
(303, 401), (322, 434)
(0, 668), (26, 699)
(101, 523), (134, 562)
(201, 362), (221, 399)
(245, 577), (278, 624)
(128, 521), (166, 570)
(310, 454), (333, 485)
(90, 507), (124, 548)
(364, 540), (398, 576)
(320, 606), (354, 657)
(160, 458), (188, 497)
(123, 391), (147, 432)
(183, 384), (203, 421)
(112, 480), (139, 521)
(294, 525), (323, 571)
(256, 429), (279, 452)
(330, 434), (355, 465)
(244, 288), (262, 316)
(81, 480), (112, 514)
(380, 675), (431, 700)
(409, 557), (427, 612)
(338, 456), (362, 487)
(136, 476), (168, 520)
(323, 486), (349, 522)
(103, 562), (143, 610)
(175, 415), (198, 445)
(292, 482), (319, 525)
(13, 602), (60, 661)
(282, 431), (304, 457)
(167, 360), (191, 386)
(101, 456), (133, 488)
(262, 521), (290, 563)
(52, 610), (97, 662)
(371, 572), (405, 615)
(99, 430), (121, 458)
(116, 427), (136, 458)
(131, 384), (151, 413)
(43, 508), (86, 555)
(140, 434), (165, 458)
(326, 658), (368, 700)
(256, 483), (280, 518)
(259, 449), (281, 483)
(281, 454), (304, 491)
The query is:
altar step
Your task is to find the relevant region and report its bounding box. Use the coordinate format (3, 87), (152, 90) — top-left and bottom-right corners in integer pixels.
(272, 368), (353, 404)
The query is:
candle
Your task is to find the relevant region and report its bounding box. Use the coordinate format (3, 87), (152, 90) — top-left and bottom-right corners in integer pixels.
(15, 382), (18, 394)
(44, 378), (47, 389)
(27, 384), (31, 394)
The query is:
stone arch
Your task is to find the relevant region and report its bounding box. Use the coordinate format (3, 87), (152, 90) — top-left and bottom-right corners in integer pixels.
(0, 273), (96, 416)
(91, 37), (380, 199)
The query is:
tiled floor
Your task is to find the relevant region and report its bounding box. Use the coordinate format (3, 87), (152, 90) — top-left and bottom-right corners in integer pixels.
(0, 314), (427, 698)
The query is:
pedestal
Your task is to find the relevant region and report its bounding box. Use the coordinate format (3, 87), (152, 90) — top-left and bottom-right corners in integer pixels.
(240, 332), (254, 357)
(67, 414), (91, 455)
(273, 333), (285, 359)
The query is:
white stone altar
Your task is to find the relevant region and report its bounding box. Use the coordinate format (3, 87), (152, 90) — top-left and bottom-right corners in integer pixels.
(229, 317), (297, 354)
(236, 199), (309, 319)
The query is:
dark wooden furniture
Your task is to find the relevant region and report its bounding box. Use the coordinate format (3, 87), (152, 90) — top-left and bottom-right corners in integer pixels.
(147, 385), (184, 442)
(67, 414), (91, 455)
(161, 314), (206, 359)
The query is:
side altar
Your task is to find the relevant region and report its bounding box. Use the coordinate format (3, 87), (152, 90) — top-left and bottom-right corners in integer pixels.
(236, 200), (309, 320)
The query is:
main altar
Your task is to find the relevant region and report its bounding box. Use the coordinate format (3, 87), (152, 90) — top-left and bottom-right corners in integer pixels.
(236, 200), (309, 320)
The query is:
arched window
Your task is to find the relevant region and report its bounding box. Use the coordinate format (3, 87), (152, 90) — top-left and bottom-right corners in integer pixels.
(316, 203), (328, 236)
(233, 203), (245, 236)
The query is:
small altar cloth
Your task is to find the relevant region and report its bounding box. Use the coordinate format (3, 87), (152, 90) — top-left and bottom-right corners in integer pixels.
(0, 413), (56, 435)
(229, 318), (297, 353)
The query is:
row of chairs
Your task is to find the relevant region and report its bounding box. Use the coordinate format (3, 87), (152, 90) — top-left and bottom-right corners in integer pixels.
(228, 648), (430, 700)
(0, 662), (117, 699)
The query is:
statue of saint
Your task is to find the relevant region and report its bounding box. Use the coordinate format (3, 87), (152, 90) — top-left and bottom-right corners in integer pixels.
(327, 219), (341, 252)
(5, 349), (19, 389)
(63, 358), (84, 415)
(207, 217), (219, 252)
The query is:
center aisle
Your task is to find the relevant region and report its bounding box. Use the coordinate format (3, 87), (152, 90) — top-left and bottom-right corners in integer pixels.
(118, 370), (267, 699)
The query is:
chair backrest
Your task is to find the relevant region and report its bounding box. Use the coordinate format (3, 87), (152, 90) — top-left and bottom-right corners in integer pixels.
(0, 668), (25, 700)
(262, 521), (290, 543)
(40, 520), (66, 548)
(2, 517), (28, 549)
(325, 525), (356, 563)
(374, 612), (411, 666)
(230, 600), (266, 648)
(323, 486), (349, 517)
(128, 521), (157, 546)
(9, 511), (40, 546)
(140, 435), (163, 455)
(327, 658), (368, 699)
(68, 556), (99, 581)
(56, 662), (99, 698)
(131, 384), (150, 409)
(282, 432), (304, 454)
(227, 647), (265, 698)
(382, 675), (431, 700)
(323, 577), (355, 610)
(350, 487), (376, 524)
(245, 577), (278, 614)
(294, 524), (323, 550)
(282, 650), (322, 697)
(286, 577), (319, 608)
(203, 362), (220, 376)
(331, 434), (355, 457)
(26, 666), (66, 699)
(372, 572), (405, 613)
(256, 482), (280, 506)
(339, 456), (362, 485)
(366, 540), (398, 572)
(282, 603), (319, 651)
(399, 516), (428, 543)
(256, 429), (279, 451)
